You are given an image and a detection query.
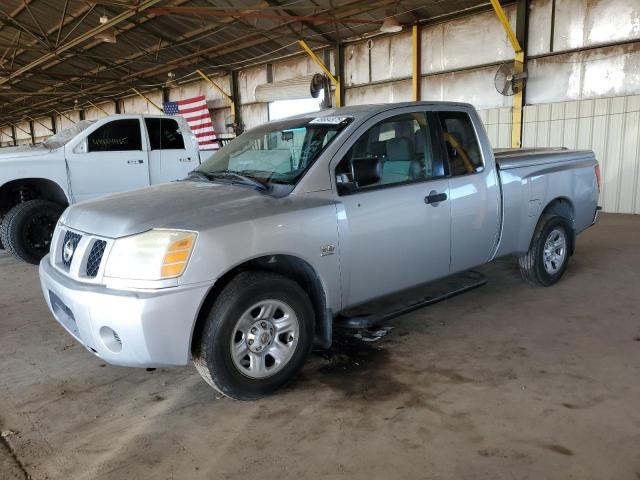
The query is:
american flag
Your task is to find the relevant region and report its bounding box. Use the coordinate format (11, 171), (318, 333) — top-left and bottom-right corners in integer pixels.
(163, 95), (219, 150)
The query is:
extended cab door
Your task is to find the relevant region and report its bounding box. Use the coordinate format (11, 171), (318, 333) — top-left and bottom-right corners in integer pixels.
(144, 117), (196, 184)
(434, 107), (501, 273)
(333, 109), (452, 308)
(65, 117), (150, 202)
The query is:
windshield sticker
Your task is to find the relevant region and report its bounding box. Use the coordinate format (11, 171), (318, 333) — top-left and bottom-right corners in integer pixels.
(309, 116), (351, 125)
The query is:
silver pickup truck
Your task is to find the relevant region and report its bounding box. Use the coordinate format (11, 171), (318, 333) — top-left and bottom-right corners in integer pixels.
(39, 102), (600, 400)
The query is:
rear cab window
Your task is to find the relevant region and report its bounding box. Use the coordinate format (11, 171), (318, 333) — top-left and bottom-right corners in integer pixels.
(144, 118), (185, 150)
(437, 111), (484, 175)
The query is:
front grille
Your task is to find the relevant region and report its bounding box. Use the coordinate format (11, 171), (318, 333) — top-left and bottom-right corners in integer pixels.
(61, 231), (82, 269)
(85, 240), (106, 278)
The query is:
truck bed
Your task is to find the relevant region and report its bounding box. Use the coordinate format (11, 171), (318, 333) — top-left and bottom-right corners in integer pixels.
(493, 147), (599, 259)
(494, 147), (596, 170)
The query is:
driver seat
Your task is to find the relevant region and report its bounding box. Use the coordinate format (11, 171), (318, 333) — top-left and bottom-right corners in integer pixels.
(381, 137), (421, 184)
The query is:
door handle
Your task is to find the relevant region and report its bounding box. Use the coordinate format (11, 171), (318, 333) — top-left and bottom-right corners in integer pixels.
(127, 159), (144, 164)
(179, 157), (192, 162)
(424, 190), (447, 206)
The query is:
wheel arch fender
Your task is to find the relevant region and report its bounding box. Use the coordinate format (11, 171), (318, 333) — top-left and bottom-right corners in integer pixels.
(189, 253), (333, 355)
(539, 197), (576, 254)
(0, 177), (69, 214)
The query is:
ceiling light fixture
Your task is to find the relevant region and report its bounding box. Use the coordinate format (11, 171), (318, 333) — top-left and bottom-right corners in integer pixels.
(380, 15), (402, 33)
(95, 15), (117, 43)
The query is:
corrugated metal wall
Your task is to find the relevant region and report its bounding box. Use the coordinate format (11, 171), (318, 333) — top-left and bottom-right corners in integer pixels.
(523, 96), (640, 214)
(2, 0), (640, 214)
(477, 107), (513, 149)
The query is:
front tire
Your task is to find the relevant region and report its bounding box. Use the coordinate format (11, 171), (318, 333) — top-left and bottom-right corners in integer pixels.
(518, 214), (571, 286)
(0, 200), (63, 264)
(193, 271), (315, 400)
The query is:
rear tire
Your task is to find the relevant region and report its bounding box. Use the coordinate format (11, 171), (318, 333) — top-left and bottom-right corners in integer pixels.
(518, 214), (571, 286)
(193, 271), (315, 400)
(0, 200), (63, 264)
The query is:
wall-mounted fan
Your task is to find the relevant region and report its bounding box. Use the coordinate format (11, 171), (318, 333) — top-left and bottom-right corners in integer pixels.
(494, 62), (528, 96)
(310, 73), (332, 108)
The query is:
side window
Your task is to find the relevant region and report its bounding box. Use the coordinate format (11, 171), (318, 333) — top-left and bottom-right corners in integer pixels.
(160, 119), (185, 150)
(87, 119), (142, 152)
(144, 118), (185, 150)
(438, 111), (483, 176)
(335, 112), (445, 193)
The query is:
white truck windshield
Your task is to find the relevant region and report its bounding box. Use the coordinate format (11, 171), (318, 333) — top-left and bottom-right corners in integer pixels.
(42, 120), (96, 150)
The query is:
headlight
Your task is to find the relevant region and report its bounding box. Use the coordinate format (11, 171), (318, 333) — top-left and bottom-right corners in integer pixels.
(104, 230), (197, 281)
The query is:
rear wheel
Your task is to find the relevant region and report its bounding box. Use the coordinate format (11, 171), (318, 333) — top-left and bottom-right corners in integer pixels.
(518, 214), (571, 286)
(193, 271), (314, 400)
(0, 200), (63, 264)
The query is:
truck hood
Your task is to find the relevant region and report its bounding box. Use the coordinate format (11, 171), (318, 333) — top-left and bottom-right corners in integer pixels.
(0, 144), (55, 160)
(61, 181), (289, 238)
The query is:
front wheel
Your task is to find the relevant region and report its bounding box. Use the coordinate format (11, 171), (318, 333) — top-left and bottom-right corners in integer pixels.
(193, 271), (315, 400)
(518, 214), (572, 286)
(0, 200), (63, 264)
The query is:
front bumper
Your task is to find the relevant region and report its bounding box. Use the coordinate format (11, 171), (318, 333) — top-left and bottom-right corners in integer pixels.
(39, 256), (211, 367)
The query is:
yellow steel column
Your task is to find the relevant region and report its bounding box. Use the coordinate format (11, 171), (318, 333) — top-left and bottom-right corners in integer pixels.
(511, 50), (525, 148)
(298, 39), (341, 107)
(195, 68), (236, 118)
(490, 0), (525, 148)
(412, 24), (421, 101)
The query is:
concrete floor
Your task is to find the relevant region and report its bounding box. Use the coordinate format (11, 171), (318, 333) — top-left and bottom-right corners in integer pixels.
(1, 213), (639, 480)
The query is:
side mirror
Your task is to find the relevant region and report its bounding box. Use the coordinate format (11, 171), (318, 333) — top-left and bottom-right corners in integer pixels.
(352, 156), (381, 188)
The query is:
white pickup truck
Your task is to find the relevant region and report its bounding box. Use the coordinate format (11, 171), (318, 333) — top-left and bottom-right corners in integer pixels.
(0, 114), (213, 264)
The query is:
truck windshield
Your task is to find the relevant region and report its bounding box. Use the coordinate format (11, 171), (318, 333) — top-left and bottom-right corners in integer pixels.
(42, 120), (96, 150)
(194, 117), (349, 186)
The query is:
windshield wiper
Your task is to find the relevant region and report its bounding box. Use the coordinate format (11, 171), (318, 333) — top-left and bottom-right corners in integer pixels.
(195, 170), (268, 191)
(187, 170), (212, 181)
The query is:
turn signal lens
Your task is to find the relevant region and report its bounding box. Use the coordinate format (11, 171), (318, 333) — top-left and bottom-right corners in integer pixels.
(105, 230), (197, 281)
(161, 233), (196, 278)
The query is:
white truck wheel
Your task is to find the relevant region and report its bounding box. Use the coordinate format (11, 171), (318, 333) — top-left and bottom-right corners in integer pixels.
(0, 200), (63, 265)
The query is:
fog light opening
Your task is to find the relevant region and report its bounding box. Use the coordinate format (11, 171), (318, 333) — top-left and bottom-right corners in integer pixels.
(99, 326), (123, 353)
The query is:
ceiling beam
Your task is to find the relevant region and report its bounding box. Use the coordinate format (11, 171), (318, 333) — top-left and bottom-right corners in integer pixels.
(0, 0), (163, 87)
(147, 6), (381, 25)
(0, 0), (389, 121)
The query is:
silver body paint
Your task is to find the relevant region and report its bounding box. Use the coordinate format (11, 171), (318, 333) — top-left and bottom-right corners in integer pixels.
(39, 102), (599, 367)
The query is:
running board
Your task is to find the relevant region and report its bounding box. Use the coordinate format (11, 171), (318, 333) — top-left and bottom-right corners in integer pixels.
(336, 270), (487, 329)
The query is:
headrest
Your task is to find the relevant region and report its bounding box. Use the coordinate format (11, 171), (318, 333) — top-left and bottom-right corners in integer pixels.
(386, 137), (413, 162)
(414, 129), (425, 155)
(370, 140), (387, 158)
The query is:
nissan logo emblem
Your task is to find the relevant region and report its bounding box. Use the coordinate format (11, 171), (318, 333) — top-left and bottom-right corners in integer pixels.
(63, 240), (75, 263)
